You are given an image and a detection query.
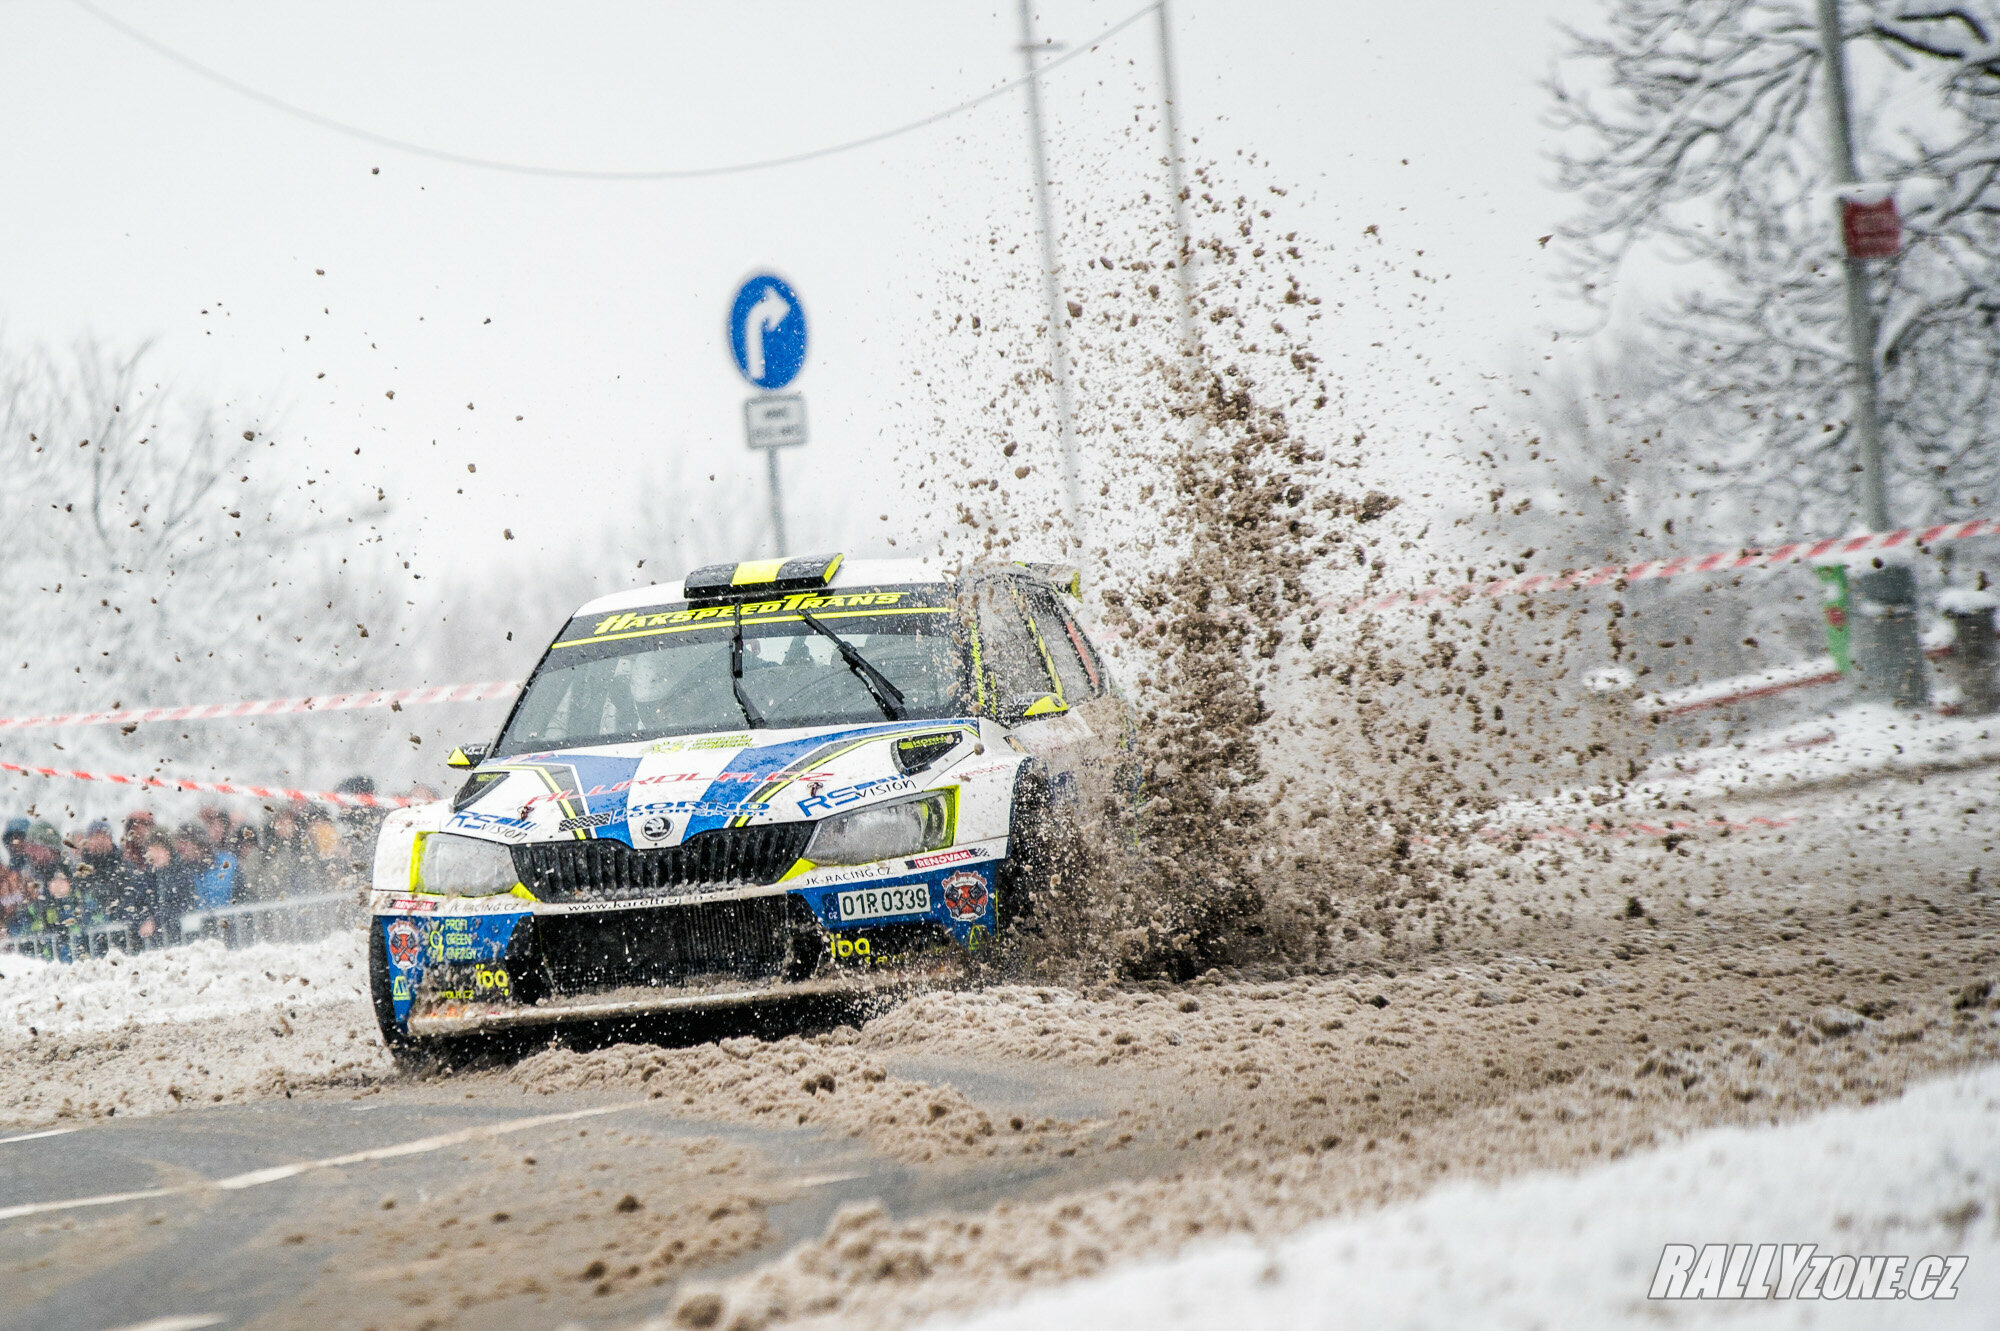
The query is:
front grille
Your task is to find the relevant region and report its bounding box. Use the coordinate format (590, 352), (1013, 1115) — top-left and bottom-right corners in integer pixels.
(534, 895), (794, 993)
(513, 823), (815, 902)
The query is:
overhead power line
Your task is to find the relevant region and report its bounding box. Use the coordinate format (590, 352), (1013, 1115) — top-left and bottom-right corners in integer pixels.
(71, 0), (1161, 181)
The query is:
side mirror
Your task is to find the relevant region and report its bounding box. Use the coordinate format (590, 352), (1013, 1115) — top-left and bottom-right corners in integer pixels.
(1002, 693), (1066, 723)
(446, 742), (491, 770)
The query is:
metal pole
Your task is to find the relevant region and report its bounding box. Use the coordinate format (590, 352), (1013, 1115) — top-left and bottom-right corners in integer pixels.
(1154, 0), (1197, 355)
(765, 447), (788, 554)
(1813, 0), (1926, 706)
(1814, 0), (1890, 533)
(1017, 0), (1084, 552)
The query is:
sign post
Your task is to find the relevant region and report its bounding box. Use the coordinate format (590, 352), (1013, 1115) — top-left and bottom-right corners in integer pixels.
(1816, 564), (1852, 675)
(728, 274), (809, 554)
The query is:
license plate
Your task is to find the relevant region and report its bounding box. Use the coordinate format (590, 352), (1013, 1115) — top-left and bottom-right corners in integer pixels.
(835, 883), (931, 922)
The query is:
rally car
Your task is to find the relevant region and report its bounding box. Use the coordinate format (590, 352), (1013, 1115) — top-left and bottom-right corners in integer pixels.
(367, 555), (1127, 1055)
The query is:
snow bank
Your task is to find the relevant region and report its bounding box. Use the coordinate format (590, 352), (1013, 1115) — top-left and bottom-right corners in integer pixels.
(1643, 702), (2000, 797)
(0, 929), (367, 1036)
(937, 1063), (2000, 1330)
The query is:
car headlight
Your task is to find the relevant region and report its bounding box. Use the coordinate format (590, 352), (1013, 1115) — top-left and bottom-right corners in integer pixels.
(806, 791), (954, 866)
(411, 832), (519, 897)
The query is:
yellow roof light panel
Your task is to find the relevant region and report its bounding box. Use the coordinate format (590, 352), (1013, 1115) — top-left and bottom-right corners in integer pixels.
(682, 553), (845, 601)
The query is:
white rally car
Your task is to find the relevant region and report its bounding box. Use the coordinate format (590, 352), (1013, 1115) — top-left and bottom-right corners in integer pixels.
(367, 555), (1129, 1055)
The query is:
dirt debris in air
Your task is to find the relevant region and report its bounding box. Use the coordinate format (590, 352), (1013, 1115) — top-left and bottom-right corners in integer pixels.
(894, 157), (1644, 988)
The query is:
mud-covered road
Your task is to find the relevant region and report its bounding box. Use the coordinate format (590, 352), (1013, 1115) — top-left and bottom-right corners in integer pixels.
(5, 769), (1999, 1331)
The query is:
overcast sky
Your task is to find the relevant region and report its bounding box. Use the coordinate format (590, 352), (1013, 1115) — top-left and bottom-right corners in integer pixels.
(1, 0), (1595, 587)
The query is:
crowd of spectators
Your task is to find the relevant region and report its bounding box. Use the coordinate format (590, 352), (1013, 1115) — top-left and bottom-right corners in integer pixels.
(0, 782), (426, 959)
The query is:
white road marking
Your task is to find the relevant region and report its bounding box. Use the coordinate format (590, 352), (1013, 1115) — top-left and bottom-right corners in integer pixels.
(0, 1102), (646, 1223)
(0, 1127), (80, 1146)
(100, 1317), (225, 1331)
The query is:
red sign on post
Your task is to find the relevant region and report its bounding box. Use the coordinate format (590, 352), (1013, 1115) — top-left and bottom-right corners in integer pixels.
(1841, 196), (1901, 258)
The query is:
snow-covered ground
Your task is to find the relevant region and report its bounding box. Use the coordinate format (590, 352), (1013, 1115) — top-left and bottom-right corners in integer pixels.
(0, 929), (367, 1036)
(939, 1064), (2000, 1330)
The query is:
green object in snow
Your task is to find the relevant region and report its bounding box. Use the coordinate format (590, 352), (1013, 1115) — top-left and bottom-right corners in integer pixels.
(1816, 565), (1852, 675)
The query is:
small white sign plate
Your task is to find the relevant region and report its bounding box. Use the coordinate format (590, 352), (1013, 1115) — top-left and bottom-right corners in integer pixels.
(744, 393), (808, 450)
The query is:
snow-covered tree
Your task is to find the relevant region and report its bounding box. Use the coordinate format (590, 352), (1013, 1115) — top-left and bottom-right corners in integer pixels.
(1551, 0), (2000, 536)
(0, 339), (387, 813)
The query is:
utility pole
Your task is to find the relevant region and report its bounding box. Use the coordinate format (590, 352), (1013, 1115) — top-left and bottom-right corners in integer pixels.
(1813, 0), (1928, 706)
(1154, 0), (1197, 356)
(1016, 0), (1084, 553)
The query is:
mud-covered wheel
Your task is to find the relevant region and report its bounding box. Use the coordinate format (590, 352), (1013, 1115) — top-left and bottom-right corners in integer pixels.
(997, 766), (1082, 931)
(366, 923), (433, 1065)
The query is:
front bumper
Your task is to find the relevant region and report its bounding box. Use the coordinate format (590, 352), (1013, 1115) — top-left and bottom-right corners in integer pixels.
(373, 848), (1002, 1035)
(404, 965), (952, 1036)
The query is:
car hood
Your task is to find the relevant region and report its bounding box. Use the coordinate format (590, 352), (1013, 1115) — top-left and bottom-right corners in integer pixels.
(442, 719), (981, 851)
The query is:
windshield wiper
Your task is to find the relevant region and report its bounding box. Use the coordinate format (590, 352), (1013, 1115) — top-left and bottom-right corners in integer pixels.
(730, 603), (766, 728)
(797, 608), (907, 721)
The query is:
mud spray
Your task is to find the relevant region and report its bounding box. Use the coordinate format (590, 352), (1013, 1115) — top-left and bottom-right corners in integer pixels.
(894, 148), (1641, 984)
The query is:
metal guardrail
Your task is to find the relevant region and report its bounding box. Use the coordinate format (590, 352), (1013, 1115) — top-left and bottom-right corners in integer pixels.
(180, 892), (354, 947)
(0, 920), (134, 961)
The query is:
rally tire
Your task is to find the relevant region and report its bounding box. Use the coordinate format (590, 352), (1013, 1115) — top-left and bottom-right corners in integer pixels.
(997, 766), (1079, 931)
(366, 921), (431, 1064)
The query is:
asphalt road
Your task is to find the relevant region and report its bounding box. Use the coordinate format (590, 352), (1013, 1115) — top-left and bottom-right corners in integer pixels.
(5, 765), (1998, 1331)
(0, 1049), (1148, 1331)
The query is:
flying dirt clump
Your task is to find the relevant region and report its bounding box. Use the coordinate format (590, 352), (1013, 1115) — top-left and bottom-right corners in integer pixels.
(896, 157), (1509, 981)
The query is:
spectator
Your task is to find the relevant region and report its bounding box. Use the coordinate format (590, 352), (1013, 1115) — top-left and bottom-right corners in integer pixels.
(120, 810), (157, 873)
(11, 821), (67, 886)
(70, 820), (131, 921)
(0, 864), (29, 934)
(3, 819), (28, 877)
(22, 869), (88, 958)
(126, 830), (191, 946)
(1, 819), (62, 884)
(251, 805), (329, 900)
(186, 820), (240, 911)
(196, 804), (232, 851)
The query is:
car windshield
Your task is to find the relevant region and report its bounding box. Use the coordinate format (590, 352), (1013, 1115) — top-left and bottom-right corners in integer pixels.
(494, 586), (971, 755)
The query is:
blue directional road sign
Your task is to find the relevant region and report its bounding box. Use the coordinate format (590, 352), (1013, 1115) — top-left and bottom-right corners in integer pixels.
(728, 274), (808, 391)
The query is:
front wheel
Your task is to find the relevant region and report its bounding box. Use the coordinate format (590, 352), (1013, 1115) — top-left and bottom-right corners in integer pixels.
(366, 922), (433, 1066)
(996, 767), (1083, 932)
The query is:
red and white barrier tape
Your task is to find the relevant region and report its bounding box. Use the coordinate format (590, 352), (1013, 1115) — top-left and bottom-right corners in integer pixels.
(1346, 517), (2000, 613)
(0, 680), (519, 733)
(0, 760), (426, 810)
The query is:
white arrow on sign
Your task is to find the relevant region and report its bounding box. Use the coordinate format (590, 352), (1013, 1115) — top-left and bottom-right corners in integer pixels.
(744, 288), (792, 381)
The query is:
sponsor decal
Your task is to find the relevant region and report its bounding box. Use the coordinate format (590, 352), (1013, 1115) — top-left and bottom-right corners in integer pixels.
(834, 883), (931, 922)
(586, 591), (915, 639)
(806, 862), (900, 885)
(797, 775), (916, 817)
(556, 809), (622, 832)
(473, 964), (511, 996)
(907, 847), (975, 870)
(952, 761), (1014, 780)
(1648, 1245), (1965, 1302)
(385, 919), (422, 968)
(389, 897), (438, 913)
(445, 809), (534, 842)
(941, 870), (990, 922)
(646, 733), (751, 754)
(828, 932), (874, 960)
(421, 916), (500, 963)
(391, 976), (413, 1001)
(626, 797), (771, 820)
